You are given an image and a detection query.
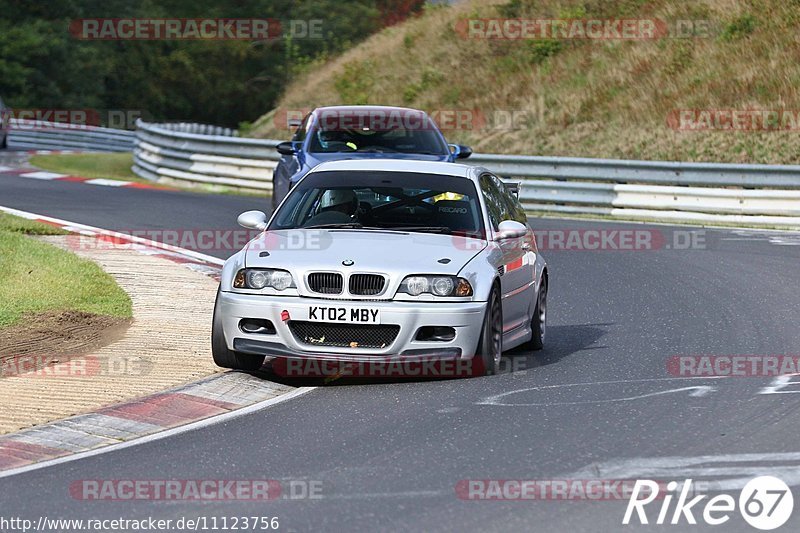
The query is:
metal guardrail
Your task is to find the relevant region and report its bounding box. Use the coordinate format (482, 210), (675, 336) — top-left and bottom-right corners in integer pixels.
(7, 119), (134, 152)
(465, 155), (800, 226)
(133, 120), (278, 191)
(145, 122), (239, 137)
(127, 120), (800, 227)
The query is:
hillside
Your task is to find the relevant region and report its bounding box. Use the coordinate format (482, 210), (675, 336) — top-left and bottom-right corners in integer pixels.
(249, 0), (800, 164)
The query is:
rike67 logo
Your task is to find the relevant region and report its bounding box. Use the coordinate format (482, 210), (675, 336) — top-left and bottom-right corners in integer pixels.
(623, 476), (793, 530)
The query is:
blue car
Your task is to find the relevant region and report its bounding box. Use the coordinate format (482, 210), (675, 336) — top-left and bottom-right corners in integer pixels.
(271, 105), (472, 210)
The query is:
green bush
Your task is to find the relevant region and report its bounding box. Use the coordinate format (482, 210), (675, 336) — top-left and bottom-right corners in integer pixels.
(527, 40), (563, 64)
(720, 14), (757, 41)
(334, 61), (376, 104)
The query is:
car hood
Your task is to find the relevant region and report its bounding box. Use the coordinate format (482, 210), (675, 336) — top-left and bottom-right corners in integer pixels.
(245, 229), (485, 276)
(305, 151), (450, 165)
(291, 153), (451, 183)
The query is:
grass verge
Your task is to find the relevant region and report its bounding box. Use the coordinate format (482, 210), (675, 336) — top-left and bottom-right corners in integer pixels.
(28, 152), (267, 197)
(0, 213), (132, 327)
(29, 152), (139, 181)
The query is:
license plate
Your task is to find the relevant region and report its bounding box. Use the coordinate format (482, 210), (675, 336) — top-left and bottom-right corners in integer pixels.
(307, 306), (381, 324)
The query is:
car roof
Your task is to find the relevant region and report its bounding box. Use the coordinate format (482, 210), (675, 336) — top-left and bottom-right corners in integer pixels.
(312, 105), (429, 117)
(308, 159), (479, 179)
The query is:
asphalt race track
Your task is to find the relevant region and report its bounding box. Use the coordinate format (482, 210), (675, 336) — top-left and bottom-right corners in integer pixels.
(3, 159), (800, 531)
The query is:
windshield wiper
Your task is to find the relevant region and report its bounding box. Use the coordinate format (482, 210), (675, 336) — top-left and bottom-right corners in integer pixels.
(304, 223), (364, 229)
(388, 226), (452, 234)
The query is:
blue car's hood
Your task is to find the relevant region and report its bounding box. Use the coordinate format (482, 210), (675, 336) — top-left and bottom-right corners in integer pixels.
(306, 151), (450, 164)
(290, 152), (452, 184)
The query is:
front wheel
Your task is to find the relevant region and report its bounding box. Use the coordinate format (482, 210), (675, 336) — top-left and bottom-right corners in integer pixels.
(476, 288), (503, 375)
(211, 290), (265, 371)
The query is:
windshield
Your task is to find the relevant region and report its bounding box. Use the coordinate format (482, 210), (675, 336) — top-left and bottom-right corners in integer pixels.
(307, 111), (449, 155)
(270, 170), (484, 236)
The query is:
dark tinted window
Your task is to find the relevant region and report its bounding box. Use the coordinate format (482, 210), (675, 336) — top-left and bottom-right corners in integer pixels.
(291, 114), (310, 143)
(479, 174), (510, 230)
(492, 175), (528, 224)
(307, 110), (448, 155)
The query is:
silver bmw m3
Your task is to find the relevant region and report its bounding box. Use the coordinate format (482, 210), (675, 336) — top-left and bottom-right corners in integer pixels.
(212, 159), (547, 377)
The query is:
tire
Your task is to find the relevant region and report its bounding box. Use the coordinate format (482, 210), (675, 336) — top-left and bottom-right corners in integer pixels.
(211, 290), (265, 371)
(1, 132), (7, 149)
(526, 274), (547, 351)
(476, 288), (503, 376)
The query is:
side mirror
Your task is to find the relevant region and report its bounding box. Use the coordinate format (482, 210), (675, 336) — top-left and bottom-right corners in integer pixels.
(495, 220), (527, 240)
(237, 210), (268, 231)
(276, 141), (296, 156)
(456, 144), (473, 159)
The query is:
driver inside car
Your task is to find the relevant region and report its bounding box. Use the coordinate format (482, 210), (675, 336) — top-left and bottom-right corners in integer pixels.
(303, 189), (360, 227)
(317, 129), (358, 151)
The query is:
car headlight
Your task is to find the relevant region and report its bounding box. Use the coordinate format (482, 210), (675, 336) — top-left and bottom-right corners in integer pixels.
(398, 275), (473, 297)
(233, 268), (295, 291)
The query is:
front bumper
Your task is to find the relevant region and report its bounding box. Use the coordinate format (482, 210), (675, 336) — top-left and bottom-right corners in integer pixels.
(217, 291), (486, 363)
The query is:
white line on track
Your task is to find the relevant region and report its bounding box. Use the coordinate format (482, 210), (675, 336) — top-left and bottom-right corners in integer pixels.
(0, 387), (317, 479)
(0, 205), (224, 266)
(18, 171), (66, 180)
(567, 452), (800, 490)
(477, 376), (729, 406)
(84, 178), (130, 187)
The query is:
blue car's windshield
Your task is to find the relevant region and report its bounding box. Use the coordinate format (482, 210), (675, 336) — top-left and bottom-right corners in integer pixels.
(307, 111), (449, 155)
